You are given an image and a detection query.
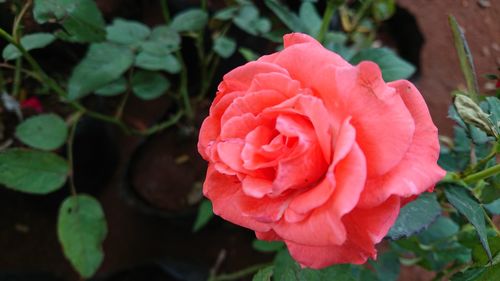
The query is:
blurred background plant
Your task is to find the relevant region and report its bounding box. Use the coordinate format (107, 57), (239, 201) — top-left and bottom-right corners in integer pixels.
(0, 0), (498, 280)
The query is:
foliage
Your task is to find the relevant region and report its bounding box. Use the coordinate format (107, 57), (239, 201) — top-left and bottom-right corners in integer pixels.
(0, 0), (497, 280)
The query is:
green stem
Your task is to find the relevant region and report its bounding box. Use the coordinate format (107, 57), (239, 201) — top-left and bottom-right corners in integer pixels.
(115, 68), (134, 120)
(175, 51), (193, 120)
(317, 0), (337, 43)
(160, 0), (170, 23)
(67, 111), (83, 197)
(11, 58), (22, 97)
(463, 164), (500, 184)
(350, 0), (374, 32)
(483, 209), (500, 237)
(209, 263), (272, 281)
(131, 110), (183, 135)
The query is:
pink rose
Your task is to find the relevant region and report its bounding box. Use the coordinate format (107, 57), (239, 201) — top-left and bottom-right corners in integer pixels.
(198, 33), (445, 268)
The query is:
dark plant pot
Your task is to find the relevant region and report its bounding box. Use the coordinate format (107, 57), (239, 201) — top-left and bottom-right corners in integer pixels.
(121, 125), (207, 223)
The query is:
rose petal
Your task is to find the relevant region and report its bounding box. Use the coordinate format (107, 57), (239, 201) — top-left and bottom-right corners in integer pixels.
(358, 80), (446, 208)
(242, 176), (273, 198)
(203, 165), (270, 232)
(285, 196), (400, 269)
(313, 62), (415, 176)
(220, 61), (289, 93)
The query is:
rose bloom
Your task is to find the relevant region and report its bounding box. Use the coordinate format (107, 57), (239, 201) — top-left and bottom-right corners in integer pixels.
(198, 33), (446, 269)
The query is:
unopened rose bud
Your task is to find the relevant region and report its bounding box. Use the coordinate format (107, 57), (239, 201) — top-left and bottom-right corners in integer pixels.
(454, 94), (498, 137)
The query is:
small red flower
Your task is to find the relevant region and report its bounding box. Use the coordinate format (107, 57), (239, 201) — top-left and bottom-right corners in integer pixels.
(21, 97), (43, 113)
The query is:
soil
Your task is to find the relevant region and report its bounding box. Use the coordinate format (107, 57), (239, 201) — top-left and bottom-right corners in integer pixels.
(0, 1), (498, 281)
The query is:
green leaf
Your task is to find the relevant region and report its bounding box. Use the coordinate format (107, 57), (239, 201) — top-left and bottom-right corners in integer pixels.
(264, 0), (305, 32)
(233, 5), (259, 35)
(480, 97), (500, 133)
(15, 114), (68, 150)
(58, 194), (107, 278)
(350, 48), (416, 81)
(444, 184), (492, 262)
(213, 36), (237, 58)
(170, 9), (208, 32)
(418, 216), (459, 244)
(299, 2), (322, 36)
(0, 149), (68, 194)
(131, 71), (170, 100)
(33, 0), (106, 43)
(448, 15), (479, 100)
(150, 26), (181, 51)
(451, 264), (500, 281)
(238, 47), (259, 61)
(2, 33), (56, 60)
(214, 6), (239, 20)
(472, 236), (500, 266)
(68, 42), (134, 99)
(252, 266), (274, 281)
(95, 77), (127, 96)
(192, 199), (214, 232)
(106, 18), (151, 45)
(484, 199), (500, 215)
(372, 0), (396, 21)
(134, 52), (181, 74)
(387, 193), (441, 240)
(252, 240), (284, 253)
(369, 251), (400, 281)
(272, 250), (358, 281)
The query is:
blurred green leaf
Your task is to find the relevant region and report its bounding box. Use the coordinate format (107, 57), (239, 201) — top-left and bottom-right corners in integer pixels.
(150, 26), (181, 51)
(170, 9), (208, 32)
(472, 236), (500, 266)
(239, 47), (259, 61)
(264, 0), (306, 32)
(444, 184), (492, 262)
(58, 194), (107, 278)
(95, 77), (127, 96)
(484, 199), (500, 215)
(369, 251), (400, 281)
(214, 6), (239, 20)
(350, 48), (415, 81)
(0, 149), (68, 194)
(233, 5), (261, 35)
(134, 52), (181, 74)
(15, 114), (68, 150)
(372, 0), (396, 21)
(68, 43), (134, 99)
(273, 250), (361, 281)
(387, 193), (441, 240)
(299, 2), (322, 36)
(418, 216), (459, 244)
(131, 71), (170, 100)
(213, 36), (237, 58)
(106, 18), (151, 45)
(192, 199), (214, 232)
(252, 240), (284, 253)
(2, 33), (56, 60)
(33, 0), (106, 43)
(451, 264), (500, 281)
(448, 15), (479, 101)
(480, 97), (500, 133)
(252, 266), (274, 281)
